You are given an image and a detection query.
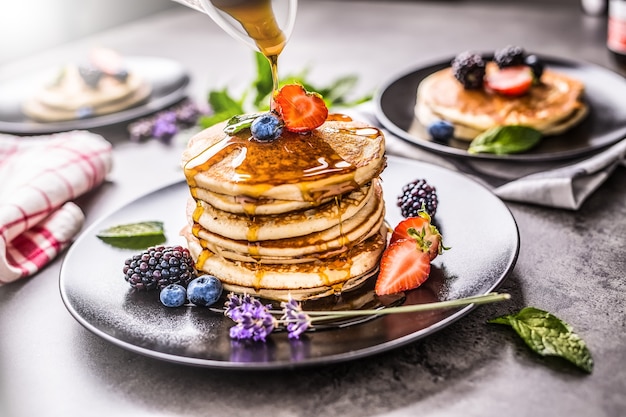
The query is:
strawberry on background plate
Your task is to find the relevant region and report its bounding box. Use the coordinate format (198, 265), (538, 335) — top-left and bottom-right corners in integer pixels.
(484, 65), (533, 96)
(273, 84), (328, 132)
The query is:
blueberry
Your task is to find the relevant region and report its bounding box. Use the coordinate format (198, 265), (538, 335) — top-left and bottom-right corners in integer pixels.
(159, 284), (187, 307)
(524, 54), (544, 81)
(427, 120), (454, 141)
(187, 275), (223, 307)
(250, 113), (283, 142)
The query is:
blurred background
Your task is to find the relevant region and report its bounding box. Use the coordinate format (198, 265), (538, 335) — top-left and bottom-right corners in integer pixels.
(0, 0), (177, 65)
(0, 0), (588, 66)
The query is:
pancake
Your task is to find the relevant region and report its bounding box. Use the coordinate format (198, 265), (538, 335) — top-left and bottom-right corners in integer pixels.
(189, 180), (385, 263)
(181, 116), (386, 202)
(192, 187), (331, 216)
(415, 62), (587, 141)
(190, 181), (376, 241)
(180, 114), (388, 301)
(183, 223), (387, 300)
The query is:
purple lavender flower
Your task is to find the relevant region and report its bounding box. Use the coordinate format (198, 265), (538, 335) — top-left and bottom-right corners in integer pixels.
(175, 100), (201, 125)
(281, 297), (311, 339)
(151, 111), (178, 142)
(128, 119), (154, 142)
(226, 293), (277, 342)
(224, 292), (243, 318)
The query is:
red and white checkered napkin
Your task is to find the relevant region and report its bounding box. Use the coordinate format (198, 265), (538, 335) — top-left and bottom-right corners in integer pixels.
(0, 131), (112, 284)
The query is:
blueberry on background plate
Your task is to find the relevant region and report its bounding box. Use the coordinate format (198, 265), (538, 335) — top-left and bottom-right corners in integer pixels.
(524, 54), (545, 80)
(187, 275), (223, 307)
(159, 284), (187, 308)
(427, 120), (454, 141)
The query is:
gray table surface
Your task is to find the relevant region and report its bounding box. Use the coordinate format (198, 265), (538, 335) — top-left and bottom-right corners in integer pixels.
(1, 1), (625, 416)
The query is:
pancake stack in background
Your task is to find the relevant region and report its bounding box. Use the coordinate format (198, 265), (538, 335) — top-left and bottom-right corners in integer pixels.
(180, 115), (387, 301)
(22, 48), (151, 122)
(415, 62), (588, 141)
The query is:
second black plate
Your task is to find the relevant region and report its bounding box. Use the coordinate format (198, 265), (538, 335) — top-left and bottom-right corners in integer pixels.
(0, 56), (190, 134)
(375, 55), (626, 161)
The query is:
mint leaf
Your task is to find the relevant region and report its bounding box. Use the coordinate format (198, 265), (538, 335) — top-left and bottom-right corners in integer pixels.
(223, 113), (263, 135)
(200, 52), (372, 129)
(489, 307), (593, 373)
(468, 125), (542, 154)
(318, 75), (358, 105)
(200, 88), (245, 128)
(96, 221), (166, 249)
(198, 112), (236, 129)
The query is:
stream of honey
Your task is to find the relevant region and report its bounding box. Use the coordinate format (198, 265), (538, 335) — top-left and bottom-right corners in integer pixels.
(210, 0), (286, 95)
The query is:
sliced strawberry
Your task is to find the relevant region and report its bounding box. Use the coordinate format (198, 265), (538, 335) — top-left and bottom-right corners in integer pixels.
(375, 239), (431, 296)
(390, 211), (444, 261)
(484, 65), (533, 96)
(273, 84), (328, 132)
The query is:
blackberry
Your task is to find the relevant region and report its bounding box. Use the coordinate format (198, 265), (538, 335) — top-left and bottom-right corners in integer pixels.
(123, 245), (197, 291)
(494, 45), (526, 68)
(78, 66), (103, 89)
(112, 69), (129, 83)
(397, 179), (438, 218)
(451, 51), (486, 89)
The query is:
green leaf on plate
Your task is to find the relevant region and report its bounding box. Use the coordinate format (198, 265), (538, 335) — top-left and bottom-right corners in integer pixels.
(489, 307), (594, 373)
(223, 112), (264, 135)
(96, 221), (166, 249)
(468, 125), (543, 155)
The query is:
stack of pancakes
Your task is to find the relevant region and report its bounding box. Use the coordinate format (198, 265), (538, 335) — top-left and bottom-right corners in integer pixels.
(415, 62), (588, 140)
(23, 64), (151, 123)
(180, 114), (387, 301)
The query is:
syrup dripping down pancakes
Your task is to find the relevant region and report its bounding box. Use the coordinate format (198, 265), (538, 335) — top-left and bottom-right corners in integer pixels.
(181, 114), (387, 301)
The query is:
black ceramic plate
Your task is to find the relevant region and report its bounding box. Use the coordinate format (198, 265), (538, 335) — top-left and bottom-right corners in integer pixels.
(376, 55), (626, 161)
(0, 56), (190, 134)
(59, 156), (519, 370)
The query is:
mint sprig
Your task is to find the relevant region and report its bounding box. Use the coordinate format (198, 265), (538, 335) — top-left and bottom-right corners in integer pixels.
(198, 52), (372, 129)
(468, 125), (543, 154)
(96, 221), (166, 249)
(223, 112), (264, 135)
(489, 307), (594, 373)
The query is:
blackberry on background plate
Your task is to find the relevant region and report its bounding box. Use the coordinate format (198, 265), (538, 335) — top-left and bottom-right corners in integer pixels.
(451, 51), (486, 89)
(494, 45), (526, 68)
(397, 179), (438, 218)
(123, 245), (197, 291)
